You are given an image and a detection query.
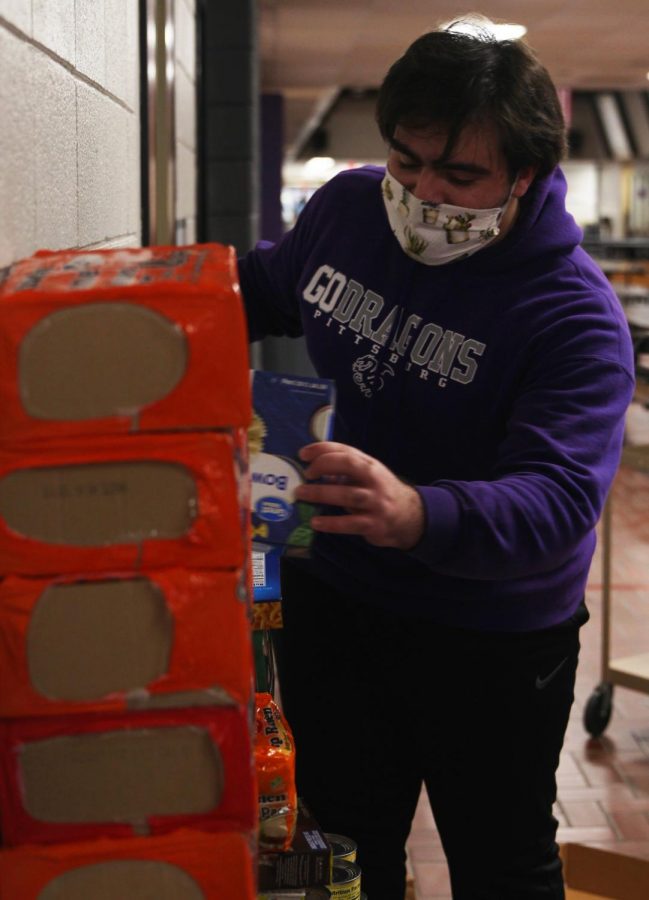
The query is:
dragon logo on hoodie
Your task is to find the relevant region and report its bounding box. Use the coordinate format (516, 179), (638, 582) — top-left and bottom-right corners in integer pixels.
(352, 354), (395, 397)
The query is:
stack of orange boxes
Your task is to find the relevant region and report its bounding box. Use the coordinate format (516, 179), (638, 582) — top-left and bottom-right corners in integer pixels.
(0, 245), (258, 899)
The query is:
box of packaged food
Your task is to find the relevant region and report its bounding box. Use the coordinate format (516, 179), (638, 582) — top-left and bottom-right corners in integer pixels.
(250, 371), (335, 554)
(0, 244), (251, 442)
(258, 798), (332, 891)
(0, 431), (245, 576)
(0, 828), (256, 899)
(0, 568), (253, 717)
(252, 546), (282, 601)
(0, 706), (256, 845)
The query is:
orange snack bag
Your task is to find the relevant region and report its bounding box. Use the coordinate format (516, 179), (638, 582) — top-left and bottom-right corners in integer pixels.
(254, 692), (298, 851)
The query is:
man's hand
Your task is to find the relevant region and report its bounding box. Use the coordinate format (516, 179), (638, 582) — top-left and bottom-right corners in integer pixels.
(295, 441), (425, 550)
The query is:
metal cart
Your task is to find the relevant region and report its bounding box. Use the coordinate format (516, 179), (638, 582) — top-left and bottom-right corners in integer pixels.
(584, 442), (649, 737)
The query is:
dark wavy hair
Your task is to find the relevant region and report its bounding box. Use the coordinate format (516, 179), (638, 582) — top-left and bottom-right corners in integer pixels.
(376, 20), (567, 177)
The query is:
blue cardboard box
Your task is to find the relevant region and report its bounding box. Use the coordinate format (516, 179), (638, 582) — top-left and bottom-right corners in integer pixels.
(252, 545), (282, 602)
(249, 370), (335, 556)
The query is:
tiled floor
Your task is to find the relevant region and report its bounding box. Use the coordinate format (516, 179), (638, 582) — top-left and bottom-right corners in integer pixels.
(406, 463), (649, 898)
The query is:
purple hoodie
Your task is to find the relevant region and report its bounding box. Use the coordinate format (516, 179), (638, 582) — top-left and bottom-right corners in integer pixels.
(238, 165), (634, 631)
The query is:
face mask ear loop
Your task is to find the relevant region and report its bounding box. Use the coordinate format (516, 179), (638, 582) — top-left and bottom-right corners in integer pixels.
(491, 174), (521, 237)
(496, 175), (520, 223)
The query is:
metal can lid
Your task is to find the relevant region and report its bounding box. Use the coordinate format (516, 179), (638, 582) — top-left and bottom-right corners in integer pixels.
(331, 860), (362, 884)
(325, 833), (358, 859)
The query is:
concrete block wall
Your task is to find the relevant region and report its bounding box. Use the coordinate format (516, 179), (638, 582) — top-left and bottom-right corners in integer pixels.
(0, 0), (141, 268)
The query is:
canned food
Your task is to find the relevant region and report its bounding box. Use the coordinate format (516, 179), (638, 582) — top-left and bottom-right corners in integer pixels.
(258, 889), (331, 899)
(325, 833), (357, 863)
(328, 860), (362, 899)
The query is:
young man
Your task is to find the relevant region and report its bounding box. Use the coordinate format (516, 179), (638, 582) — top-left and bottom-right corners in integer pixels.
(238, 18), (634, 900)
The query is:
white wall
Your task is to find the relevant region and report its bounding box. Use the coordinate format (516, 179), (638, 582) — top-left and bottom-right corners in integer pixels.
(562, 161), (599, 229)
(0, 0), (141, 268)
(174, 0), (197, 244)
(629, 163), (649, 236)
(598, 163), (626, 237)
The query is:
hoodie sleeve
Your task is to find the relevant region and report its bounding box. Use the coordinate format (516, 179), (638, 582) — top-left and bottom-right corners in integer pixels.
(236, 185), (328, 342)
(237, 238), (304, 342)
(409, 343), (635, 580)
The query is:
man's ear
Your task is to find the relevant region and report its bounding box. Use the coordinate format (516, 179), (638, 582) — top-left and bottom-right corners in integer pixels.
(512, 165), (538, 198)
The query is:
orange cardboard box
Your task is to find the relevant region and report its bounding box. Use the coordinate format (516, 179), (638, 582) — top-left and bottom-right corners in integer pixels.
(0, 828), (256, 899)
(561, 843), (649, 899)
(0, 707), (257, 846)
(0, 243), (251, 442)
(0, 431), (246, 576)
(0, 568), (254, 717)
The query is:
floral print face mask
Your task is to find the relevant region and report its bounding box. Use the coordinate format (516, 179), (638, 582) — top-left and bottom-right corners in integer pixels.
(381, 173), (512, 266)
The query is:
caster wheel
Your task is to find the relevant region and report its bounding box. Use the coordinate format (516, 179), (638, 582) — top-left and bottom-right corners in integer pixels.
(583, 682), (613, 737)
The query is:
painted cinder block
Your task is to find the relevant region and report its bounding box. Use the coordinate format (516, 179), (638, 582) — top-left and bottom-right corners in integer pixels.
(105, 0), (138, 107)
(33, 53), (77, 251)
(0, 0), (32, 35)
(32, 0), (76, 66)
(77, 84), (129, 246)
(126, 112), (142, 242)
(0, 30), (36, 268)
(75, 0), (106, 86)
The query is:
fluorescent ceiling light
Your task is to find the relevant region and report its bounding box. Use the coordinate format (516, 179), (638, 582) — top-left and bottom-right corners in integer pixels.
(620, 92), (649, 158)
(304, 156), (336, 177)
(443, 18), (527, 41)
(595, 93), (633, 161)
(491, 23), (527, 40)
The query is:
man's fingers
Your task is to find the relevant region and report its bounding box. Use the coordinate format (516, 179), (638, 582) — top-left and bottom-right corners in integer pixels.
(298, 441), (350, 460)
(309, 513), (374, 535)
(295, 483), (371, 508)
(303, 451), (372, 484)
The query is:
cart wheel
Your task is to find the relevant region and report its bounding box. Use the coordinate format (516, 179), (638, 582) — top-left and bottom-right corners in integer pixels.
(583, 682), (614, 737)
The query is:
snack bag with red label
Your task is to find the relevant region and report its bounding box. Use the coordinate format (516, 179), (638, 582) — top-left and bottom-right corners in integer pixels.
(254, 692), (298, 851)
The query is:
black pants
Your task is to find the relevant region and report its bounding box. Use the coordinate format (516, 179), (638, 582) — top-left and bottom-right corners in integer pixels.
(273, 562), (586, 900)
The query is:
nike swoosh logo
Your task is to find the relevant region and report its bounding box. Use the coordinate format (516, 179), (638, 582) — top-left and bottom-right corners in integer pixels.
(535, 656), (568, 690)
